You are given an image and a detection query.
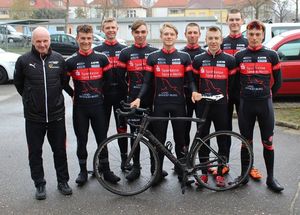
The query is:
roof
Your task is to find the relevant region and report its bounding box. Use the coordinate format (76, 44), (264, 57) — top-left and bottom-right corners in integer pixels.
(153, 0), (189, 8)
(34, 0), (57, 9)
(187, 0), (228, 9)
(0, 0), (13, 8)
(69, 0), (86, 7)
(90, 0), (143, 8)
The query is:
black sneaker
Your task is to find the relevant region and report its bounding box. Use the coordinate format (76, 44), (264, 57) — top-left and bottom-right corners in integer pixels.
(103, 171), (120, 184)
(57, 182), (73, 196)
(121, 160), (133, 172)
(266, 178), (284, 192)
(35, 185), (46, 200)
(126, 166), (141, 181)
(75, 171), (88, 186)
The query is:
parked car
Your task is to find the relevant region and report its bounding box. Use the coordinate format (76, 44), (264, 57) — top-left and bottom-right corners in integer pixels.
(94, 31), (127, 46)
(50, 33), (78, 56)
(93, 33), (105, 46)
(0, 48), (20, 84)
(242, 22), (300, 45)
(265, 29), (300, 96)
(0, 25), (25, 43)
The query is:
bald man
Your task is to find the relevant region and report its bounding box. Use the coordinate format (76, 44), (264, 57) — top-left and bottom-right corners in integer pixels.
(14, 26), (72, 200)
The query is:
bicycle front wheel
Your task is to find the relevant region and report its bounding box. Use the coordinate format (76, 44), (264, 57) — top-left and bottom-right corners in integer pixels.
(93, 133), (159, 196)
(191, 131), (253, 191)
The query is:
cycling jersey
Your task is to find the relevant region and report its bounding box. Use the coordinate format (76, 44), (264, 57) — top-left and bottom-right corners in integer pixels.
(235, 45), (282, 100)
(221, 33), (248, 55)
(138, 48), (196, 105)
(65, 49), (111, 106)
(118, 43), (157, 104)
(94, 40), (127, 96)
(192, 49), (236, 104)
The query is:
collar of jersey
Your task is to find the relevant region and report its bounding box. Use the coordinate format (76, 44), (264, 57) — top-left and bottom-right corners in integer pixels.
(207, 49), (222, 56)
(79, 49), (93, 56)
(186, 44), (200, 50)
(104, 40), (118, 46)
(134, 42), (147, 48)
(229, 33), (242, 39)
(162, 47), (176, 54)
(248, 45), (263, 51)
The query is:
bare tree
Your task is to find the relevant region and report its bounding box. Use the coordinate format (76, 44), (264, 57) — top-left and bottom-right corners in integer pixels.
(9, 0), (33, 19)
(272, 0), (289, 22)
(246, 0), (271, 19)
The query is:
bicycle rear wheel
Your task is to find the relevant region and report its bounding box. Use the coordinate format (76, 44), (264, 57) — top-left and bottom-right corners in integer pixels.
(93, 133), (159, 196)
(190, 131), (253, 191)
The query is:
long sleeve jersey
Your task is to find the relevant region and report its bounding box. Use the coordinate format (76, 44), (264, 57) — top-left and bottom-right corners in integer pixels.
(118, 43), (157, 104)
(65, 49), (111, 106)
(235, 45), (282, 100)
(138, 47), (197, 105)
(192, 49), (236, 104)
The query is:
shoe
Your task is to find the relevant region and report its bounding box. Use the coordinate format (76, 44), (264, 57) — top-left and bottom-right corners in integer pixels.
(126, 166), (141, 181)
(215, 176), (225, 187)
(266, 178), (284, 192)
(103, 171), (120, 184)
(178, 175), (195, 185)
(35, 185), (46, 200)
(121, 159), (133, 172)
(75, 171), (88, 186)
(195, 175), (208, 186)
(162, 170), (168, 178)
(151, 170), (168, 186)
(249, 167), (262, 180)
(211, 166), (230, 176)
(57, 182), (72, 196)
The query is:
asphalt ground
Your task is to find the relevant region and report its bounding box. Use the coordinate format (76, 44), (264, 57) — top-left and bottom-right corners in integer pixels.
(0, 84), (299, 215)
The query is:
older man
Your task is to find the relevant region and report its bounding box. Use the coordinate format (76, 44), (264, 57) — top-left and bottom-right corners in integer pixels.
(14, 26), (72, 200)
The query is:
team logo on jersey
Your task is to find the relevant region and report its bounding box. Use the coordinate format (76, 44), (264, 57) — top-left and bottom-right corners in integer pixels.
(172, 58), (181, 64)
(237, 44), (246, 50)
(157, 58), (166, 64)
(115, 51), (121, 57)
(223, 43), (231, 49)
(242, 56), (252, 62)
(91, 61), (100, 68)
(216, 60), (225, 67)
(257, 56), (267, 62)
(76, 62), (85, 69)
(130, 53), (139, 60)
(200, 67), (205, 73)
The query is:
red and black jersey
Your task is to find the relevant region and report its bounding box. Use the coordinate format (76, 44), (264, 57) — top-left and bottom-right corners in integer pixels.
(192, 49), (236, 104)
(94, 40), (127, 96)
(221, 33), (248, 55)
(138, 48), (196, 105)
(118, 43), (157, 104)
(65, 49), (111, 106)
(235, 45), (282, 100)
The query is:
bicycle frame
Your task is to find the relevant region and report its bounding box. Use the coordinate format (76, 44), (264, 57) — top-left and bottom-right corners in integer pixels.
(126, 102), (225, 175)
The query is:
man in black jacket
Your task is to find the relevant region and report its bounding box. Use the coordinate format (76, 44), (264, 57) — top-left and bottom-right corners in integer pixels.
(14, 26), (72, 200)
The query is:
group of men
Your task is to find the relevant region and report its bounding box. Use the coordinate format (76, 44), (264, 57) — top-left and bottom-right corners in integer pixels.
(14, 8), (283, 200)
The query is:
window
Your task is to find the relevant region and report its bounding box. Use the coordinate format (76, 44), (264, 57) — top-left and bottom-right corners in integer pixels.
(278, 39), (300, 61)
(272, 27), (300, 38)
(169, 9), (184, 15)
(127, 10), (136, 18)
(56, 26), (65, 32)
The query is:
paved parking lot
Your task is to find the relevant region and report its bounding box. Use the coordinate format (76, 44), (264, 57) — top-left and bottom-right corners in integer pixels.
(0, 84), (299, 215)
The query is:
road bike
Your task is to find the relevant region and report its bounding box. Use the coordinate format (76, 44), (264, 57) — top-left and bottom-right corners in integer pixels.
(93, 95), (253, 196)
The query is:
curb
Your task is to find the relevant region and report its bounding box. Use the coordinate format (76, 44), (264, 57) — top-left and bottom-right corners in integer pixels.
(275, 120), (300, 130)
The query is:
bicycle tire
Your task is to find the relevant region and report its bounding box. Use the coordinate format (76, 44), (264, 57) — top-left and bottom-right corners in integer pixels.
(190, 130), (253, 191)
(93, 133), (159, 196)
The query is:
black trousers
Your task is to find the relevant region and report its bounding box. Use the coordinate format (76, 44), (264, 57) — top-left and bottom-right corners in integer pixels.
(25, 118), (69, 187)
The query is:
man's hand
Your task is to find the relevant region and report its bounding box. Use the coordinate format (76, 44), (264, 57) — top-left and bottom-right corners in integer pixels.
(130, 98), (141, 108)
(191, 92), (202, 103)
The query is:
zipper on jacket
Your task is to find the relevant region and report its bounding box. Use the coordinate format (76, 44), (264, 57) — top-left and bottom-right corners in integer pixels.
(41, 56), (48, 123)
